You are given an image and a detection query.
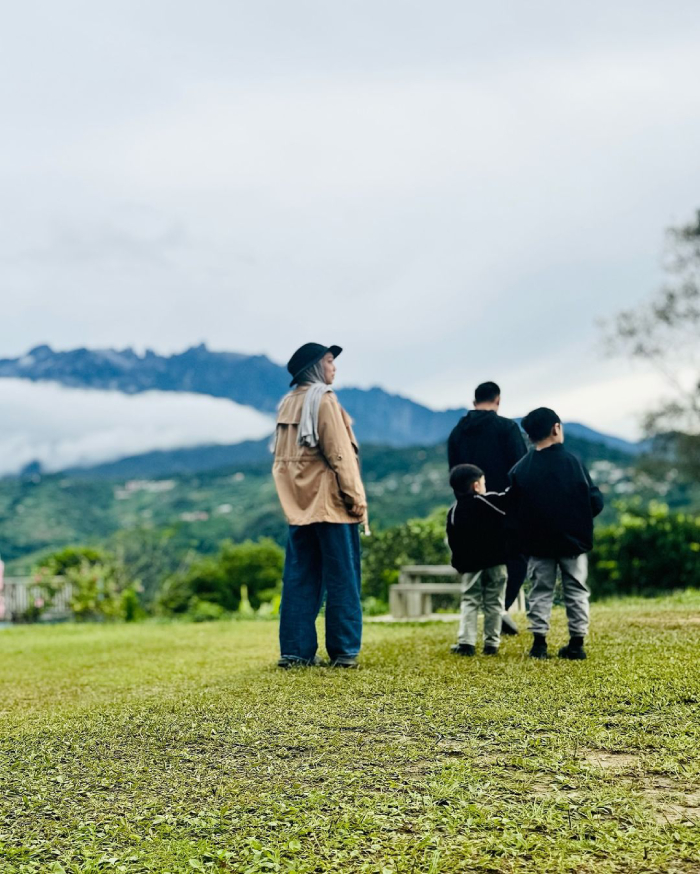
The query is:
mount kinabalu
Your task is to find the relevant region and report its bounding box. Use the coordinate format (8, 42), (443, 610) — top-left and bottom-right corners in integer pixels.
(0, 344), (465, 446)
(0, 344), (290, 413)
(0, 344), (641, 453)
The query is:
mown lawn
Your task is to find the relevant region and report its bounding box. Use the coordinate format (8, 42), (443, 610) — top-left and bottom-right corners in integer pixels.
(0, 594), (698, 873)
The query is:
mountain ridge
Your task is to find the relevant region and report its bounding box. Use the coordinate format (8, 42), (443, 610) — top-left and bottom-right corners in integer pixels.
(0, 344), (642, 456)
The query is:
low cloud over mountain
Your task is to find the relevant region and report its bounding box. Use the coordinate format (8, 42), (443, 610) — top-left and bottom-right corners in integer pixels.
(0, 379), (273, 476)
(0, 345), (643, 478)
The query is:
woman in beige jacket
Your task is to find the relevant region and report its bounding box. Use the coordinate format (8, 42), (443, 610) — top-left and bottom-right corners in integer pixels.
(273, 343), (367, 668)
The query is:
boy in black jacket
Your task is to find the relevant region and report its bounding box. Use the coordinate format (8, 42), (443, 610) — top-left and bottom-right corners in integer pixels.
(508, 408), (604, 661)
(446, 464), (510, 656)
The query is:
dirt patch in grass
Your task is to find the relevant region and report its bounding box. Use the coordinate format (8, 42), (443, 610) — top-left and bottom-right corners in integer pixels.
(641, 781), (700, 825)
(476, 753), (502, 765)
(581, 751), (700, 823)
(403, 761), (434, 777)
(584, 750), (641, 770)
(630, 616), (700, 627)
(656, 803), (700, 824)
(436, 737), (468, 756)
(528, 780), (556, 796)
(645, 792), (700, 824)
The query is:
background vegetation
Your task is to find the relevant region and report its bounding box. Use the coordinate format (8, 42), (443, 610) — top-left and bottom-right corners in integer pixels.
(3, 244), (700, 625)
(12, 497), (699, 624)
(2, 434), (682, 574)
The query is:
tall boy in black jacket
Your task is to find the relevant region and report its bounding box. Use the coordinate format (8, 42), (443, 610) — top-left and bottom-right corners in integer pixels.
(508, 408), (604, 660)
(446, 464), (510, 656)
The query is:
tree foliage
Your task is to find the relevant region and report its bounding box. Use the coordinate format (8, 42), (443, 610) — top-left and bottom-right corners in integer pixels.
(108, 526), (188, 606)
(34, 546), (143, 622)
(65, 560), (140, 622)
(607, 210), (700, 478)
(590, 501), (700, 598)
(156, 538), (284, 616)
(36, 545), (108, 574)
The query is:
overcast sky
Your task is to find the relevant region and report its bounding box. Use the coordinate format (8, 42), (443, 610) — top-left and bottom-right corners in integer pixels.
(3, 1), (700, 439)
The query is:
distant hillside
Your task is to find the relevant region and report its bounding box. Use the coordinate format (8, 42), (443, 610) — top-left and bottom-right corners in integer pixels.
(562, 422), (646, 456)
(337, 387), (464, 445)
(58, 415), (642, 483)
(64, 438), (272, 481)
(1, 433), (676, 575)
(0, 344), (643, 455)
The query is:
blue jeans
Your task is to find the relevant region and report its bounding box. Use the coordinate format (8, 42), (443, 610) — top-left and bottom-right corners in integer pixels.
(279, 523), (363, 663)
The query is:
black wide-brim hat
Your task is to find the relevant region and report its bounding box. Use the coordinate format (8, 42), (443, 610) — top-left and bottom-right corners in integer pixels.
(287, 343), (342, 386)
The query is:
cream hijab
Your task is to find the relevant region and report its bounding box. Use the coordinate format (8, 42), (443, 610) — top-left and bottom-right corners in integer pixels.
(272, 360), (332, 451)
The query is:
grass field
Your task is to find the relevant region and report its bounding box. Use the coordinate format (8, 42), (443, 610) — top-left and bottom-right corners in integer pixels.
(0, 594), (699, 873)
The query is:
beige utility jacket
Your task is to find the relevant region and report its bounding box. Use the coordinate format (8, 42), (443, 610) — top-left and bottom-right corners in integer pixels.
(272, 386), (367, 526)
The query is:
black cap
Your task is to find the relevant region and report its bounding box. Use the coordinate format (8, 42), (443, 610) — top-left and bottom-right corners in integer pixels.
(287, 343), (342, 387)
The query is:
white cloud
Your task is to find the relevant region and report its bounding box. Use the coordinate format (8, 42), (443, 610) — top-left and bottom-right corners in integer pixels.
(0, 380), (273, 476)
(1, 1), (699, 436)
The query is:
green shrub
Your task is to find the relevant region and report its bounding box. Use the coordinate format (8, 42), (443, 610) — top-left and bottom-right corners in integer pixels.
(33, 547), (143, 622)
(109, 527), (185, 608)
(186, 597), (229, 623)
(216, 539), (284, 609)
(590, 501), (700, 598)
(121, 586), (145, 622)
(65, 560), (138, 622)
(156, 538), (284, 616)
(36, 545), (107, 575)
(361, 596), (390, 616)
(156, 568), (199, 615)
(362, 508), (450, 603)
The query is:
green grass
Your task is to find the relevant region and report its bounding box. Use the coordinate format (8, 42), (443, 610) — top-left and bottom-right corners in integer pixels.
(0, 594), (699, 873)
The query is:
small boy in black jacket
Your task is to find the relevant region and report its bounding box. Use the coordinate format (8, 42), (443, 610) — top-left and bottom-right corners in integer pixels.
(446, 464), (510, 656)
(508, 408), (604, 661)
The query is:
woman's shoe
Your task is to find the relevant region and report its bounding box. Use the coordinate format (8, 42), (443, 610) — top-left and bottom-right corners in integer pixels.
(277, 656), (321, 669)
(330, 655), (359, 668)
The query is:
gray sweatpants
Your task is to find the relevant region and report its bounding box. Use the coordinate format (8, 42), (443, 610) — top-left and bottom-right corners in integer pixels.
(458, 565), (507, 648)
(527, 554), (590, 637)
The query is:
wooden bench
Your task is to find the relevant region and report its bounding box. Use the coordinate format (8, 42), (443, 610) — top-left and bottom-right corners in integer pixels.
(389, 565), (526, 619)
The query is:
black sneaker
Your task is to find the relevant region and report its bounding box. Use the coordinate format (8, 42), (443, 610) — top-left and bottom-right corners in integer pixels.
(501, 614), (519, 636)
(330, 655), (359, 669)
(483, 645), (499, 656)
(450, 643), (476, 656)
(529, 634), (549, 660)
(558, 637), (587, 660)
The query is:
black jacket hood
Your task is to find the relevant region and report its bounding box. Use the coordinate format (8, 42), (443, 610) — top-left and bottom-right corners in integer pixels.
(447, 410), (528, 493)
(456, 410), (496, 433)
